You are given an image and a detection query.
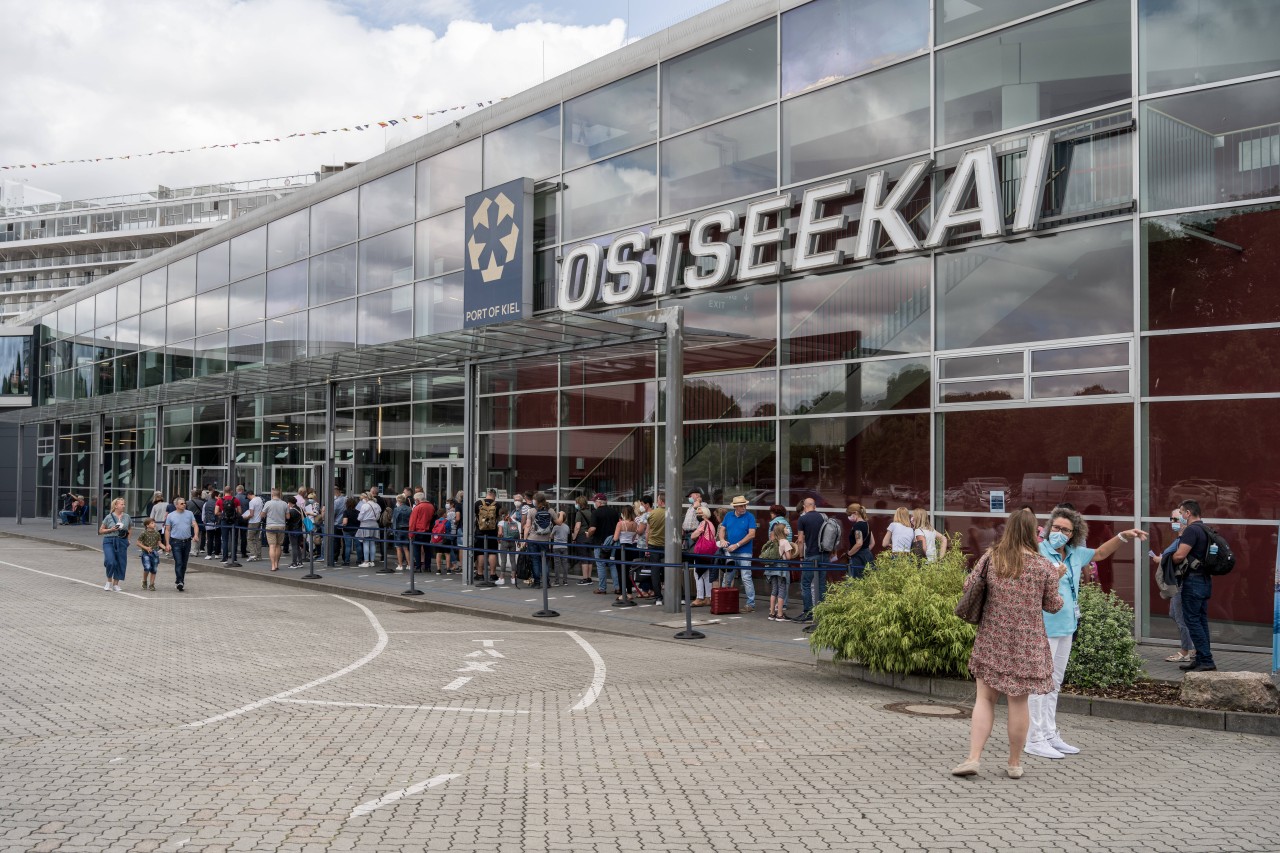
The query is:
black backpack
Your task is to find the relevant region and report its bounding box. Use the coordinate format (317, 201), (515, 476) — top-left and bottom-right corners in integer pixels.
(1195, 522), (1236, 576)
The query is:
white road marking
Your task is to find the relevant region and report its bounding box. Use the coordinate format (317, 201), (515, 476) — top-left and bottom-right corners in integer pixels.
(275, 698), (526, 715)
(385, 630), (560, 634)
(349, 773), (459, 820)
(0, 559), (148, 599)
(464, 649), (504, 658)
(566, 631), (606, 712)
(183, 595), (388, 728)
(473, 639), (503, 646)
(164, 594), (325, 600)
(441, 677), (471, 691)
(456, 661), (497, 673)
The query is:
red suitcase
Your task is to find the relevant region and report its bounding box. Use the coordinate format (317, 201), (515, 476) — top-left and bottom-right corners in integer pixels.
(710, 586), (739, 615)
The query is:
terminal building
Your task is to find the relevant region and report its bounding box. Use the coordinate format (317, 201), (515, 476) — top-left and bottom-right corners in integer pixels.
(5, 0), (1278, 648)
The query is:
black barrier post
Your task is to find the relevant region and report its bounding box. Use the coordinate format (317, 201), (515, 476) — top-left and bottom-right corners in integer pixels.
(674, 562), (705, 640)
(532, 548), (558, 618)
(377, 532), (394, 574)
(301, 534), (322, 579)
(611, 549), (635, 608)
(474, 543), (495, 587)
(402, 535), (423, 596)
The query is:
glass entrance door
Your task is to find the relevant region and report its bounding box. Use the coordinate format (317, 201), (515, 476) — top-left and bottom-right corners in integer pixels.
(164, 466), (191, 502)
(193, 466), (226, 495)
(415, 460), (464, 506)
(234, 464), (262, 496)
(273, 465), (311, 496)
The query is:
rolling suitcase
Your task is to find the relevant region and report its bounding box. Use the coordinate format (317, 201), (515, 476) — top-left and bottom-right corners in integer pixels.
(710, 585), (739, 615)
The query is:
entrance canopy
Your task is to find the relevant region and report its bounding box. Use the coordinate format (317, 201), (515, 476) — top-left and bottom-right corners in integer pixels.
(8, 310), (735, 425)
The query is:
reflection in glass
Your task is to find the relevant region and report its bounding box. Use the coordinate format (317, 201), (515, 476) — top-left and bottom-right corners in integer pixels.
(229, 226), (267, 283)
(309, 244), (357, 305)
(412, 400), (466, 434)
(417, 137), (481, 219)
(268, 209), (309, 270)
(1143, 203), (1280, 330)
(564, 68), (657, 168)
(167, 297), (196, 343)
(937, 222), (1132, 350)
(683, 422), (775, 505)
(783, 413), (928, 508)
(682, 370), (774, 421)
(357, 285), (413, 346)
(139, 308), (166, 348)
(562, 383), (656, 427)
(195, 287), (228, 337)
(782, 0), (928, 97)
(170, 255), (197, 299)
(311, 189), (358, 254)
(1140, 0), (1280, 94)
(936, 0), (1130, 146)
(936, 0), (1063, 43)
(783, 57), (929, 184)
(484, 106), (560, 187)
(1032, 342), (1127, 372)
(415, 209), (465, 280)
(309, 300), (355, 356)
(940, 352), (1022, 379)
(942, 403), (1132, 512)
(480, 391), (557, 431)
(782, 358), (930, 415)
(115, 353), (138, 392)
(563, 146), (656, 241)
(674, 283), (777, 373)
(229, 323), (264, 370)
(561, 427), (655, 500)
(480, 430), (558, 497)
(265, 312), (306, 364)
(413, 273), (463, 337)
(783, 257), (930, 364)
(117, 278), (140, 319)
(358, 226), (413, 294)
(140, 268), (166, 309)
(0, 337), (31, 396)
(1031, 370), (1128, 398)
(196, 243), (229, 294)
(360, 166), (415, 237)
(229, 274), (266, 323)
(141, 350), (165, 388)
(661, 108), (777, 215)
(479, 360), (560, 395)
(266, 261), (308, 318)
(1141, 77), (1280, 213)
(662, 20), (776, 135)
(1147, 329), (1280, 396)
(194, 332), (226, 377)
(116, 315), (139, 346)
(939, 378), (1022, 404)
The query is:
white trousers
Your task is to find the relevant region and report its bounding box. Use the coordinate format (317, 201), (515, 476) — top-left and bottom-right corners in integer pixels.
(1027, 634), (1073, 745)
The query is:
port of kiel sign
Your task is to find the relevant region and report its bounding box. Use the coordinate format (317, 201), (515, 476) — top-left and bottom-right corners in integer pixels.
(463, 177), (534, 329)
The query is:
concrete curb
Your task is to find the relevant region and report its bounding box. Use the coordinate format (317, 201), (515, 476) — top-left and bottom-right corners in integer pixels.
(817, 659), (1280, 737)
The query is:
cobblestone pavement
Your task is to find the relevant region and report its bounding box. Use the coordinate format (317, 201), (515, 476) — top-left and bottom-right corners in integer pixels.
(1, 539), (1278, 853)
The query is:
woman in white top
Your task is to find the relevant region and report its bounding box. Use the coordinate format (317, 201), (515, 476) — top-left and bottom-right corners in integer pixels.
(911, 508), (948, 561)
(612, 505), (639, 602)
(355, 492), (380, 567)
(882, 507), (916, 552)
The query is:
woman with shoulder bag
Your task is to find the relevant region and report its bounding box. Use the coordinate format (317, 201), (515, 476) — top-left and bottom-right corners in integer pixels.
(952, 509), (1064, 780)
(689, 505), (719, 606)
(99, 497), (132, 592)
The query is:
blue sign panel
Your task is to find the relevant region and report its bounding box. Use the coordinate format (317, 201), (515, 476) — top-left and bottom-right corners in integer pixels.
(463, 177), (534, 329)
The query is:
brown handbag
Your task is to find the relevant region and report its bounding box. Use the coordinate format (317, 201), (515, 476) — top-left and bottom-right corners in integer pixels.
(954, 552), (990, 625)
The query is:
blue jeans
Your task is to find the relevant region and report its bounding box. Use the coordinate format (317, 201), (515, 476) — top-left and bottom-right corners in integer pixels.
(59, 510), (80, 525)
(1180, 572), (1214, 667)
(800, 555), (827, 615)
(595, 539), (617, 591)
(342, 530), (357, 564)
(412, 532), (433, 571)
(719, 553), (755, 607)
(526, 541), (549, 582)
(103, 536), (128, 581)
(140, 551), (159, 576)
(171, 538), (192, 586)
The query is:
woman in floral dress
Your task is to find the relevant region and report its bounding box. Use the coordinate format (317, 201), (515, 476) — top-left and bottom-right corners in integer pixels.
(952, 509), (1063, 779)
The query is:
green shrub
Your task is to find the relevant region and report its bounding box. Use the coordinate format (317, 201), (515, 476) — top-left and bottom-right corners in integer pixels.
(1064, 582), (1145, 689)
(808, 542), (976, 678)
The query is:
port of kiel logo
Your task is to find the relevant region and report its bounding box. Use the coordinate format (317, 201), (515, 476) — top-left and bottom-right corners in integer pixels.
(467, 190), (520, 283)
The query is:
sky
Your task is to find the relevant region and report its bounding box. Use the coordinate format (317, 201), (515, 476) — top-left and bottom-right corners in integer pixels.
(0, 0), (722, 202)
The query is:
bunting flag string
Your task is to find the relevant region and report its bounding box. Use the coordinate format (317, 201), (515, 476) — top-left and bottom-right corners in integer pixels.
(0, 100), (504, 171)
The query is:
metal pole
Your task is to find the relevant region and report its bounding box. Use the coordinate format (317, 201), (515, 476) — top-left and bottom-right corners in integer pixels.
(325, 381), (336, 566)
(663, 307), (684, 614)
(95, 413), (105, 527)
(224, 395), (241, 567)
(533, 546), (558, 618)
(673, 563), (705, 640)
(51, 418), (60, 529)
(15, 421), (23, 525)
(301, 535), (322, 579)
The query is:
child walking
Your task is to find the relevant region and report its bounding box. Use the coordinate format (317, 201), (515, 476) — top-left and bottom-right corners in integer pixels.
(551, 511), (571, 587)
(137, 517), (163, 591)
(761, 523), (794, 621)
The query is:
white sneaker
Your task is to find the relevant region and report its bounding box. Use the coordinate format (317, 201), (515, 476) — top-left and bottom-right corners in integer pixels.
(495, 578), (505, 585)
(245, 555), (258, 562)
(1024, 740), (1065, 759)
(112, 585), (121, 592)
(103, 582), (112, 590)
(1050, 735), (1079, 755)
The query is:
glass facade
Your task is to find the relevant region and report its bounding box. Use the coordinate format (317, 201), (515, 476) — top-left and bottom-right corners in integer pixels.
(20, 0), (1280, 649)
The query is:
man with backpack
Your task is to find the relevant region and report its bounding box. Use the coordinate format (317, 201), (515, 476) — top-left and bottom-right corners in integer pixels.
(793, 498), (838, 624)
(1172, 499), (1230, 673)
(409, 493), (435, 573)
(474, 488), (500, 582)
(716, 495), (759, 612)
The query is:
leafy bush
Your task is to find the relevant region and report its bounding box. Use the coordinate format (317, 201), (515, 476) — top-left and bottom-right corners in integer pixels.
(1064, 582), (1145, 689)
(808, 542), (976, 678)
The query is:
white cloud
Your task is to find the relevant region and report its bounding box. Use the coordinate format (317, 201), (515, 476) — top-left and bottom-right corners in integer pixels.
(0, 0), (625, 200)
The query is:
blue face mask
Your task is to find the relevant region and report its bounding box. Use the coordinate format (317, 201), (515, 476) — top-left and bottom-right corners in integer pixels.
(1171, 521), (1182, 532)
(1047, 531), (1070, 550)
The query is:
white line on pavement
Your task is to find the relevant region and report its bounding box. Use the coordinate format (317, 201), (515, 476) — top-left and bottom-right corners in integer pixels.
(0, 558), (147, 599)
(164, 594), (326, 600)
(349, 773), (460, 820)
(441, 677), (471, 691)
(385, 630), (562, 634)
(275, 698), (526, 715)
(566, 631), (606, 712)
(183, 594), (388, 728)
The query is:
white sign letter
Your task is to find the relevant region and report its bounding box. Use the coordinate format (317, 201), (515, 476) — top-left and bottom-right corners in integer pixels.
(792, 180), (850, 272)
(854, 159), (929, 261)
(682, 210), (738, 290)
(557, 243), (601, 312)
(648, 219), (690, 297)
(601, 230), (648, 305)
(924, 145), (1004, 248)
(1012, 131), (1051, 233)
(737, 194), (792, 281)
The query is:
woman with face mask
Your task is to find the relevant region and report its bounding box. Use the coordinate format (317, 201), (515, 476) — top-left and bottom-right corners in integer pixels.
(1151, 510), (1195, 663)
(1025, 506), (1147, 761)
